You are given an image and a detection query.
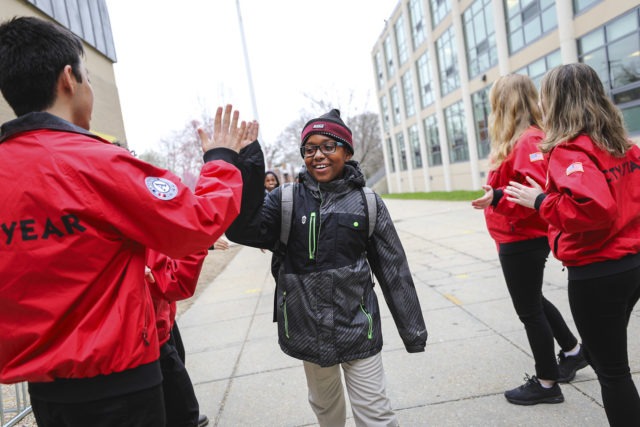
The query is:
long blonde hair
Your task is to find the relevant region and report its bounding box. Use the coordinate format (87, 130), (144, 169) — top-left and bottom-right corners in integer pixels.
(539, 63), (631, 156)
(488, 74), (542, 169)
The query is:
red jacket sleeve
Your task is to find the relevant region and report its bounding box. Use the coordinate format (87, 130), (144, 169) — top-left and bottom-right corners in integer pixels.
(491, 129), (547, 221)
(63, 143), (242, 259)
(539, 145), (616, 233)
(146, 249), (208, 302)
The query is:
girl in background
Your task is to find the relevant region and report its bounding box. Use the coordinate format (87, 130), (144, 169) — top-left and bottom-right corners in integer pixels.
(506, 63), (640, 426)
(264, 170), (280, 193)
(472, 74), (585, 406)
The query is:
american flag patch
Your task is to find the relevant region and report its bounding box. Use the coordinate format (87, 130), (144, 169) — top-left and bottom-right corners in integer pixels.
(529, 152), (544, 162)
(566, 162), (584, 175)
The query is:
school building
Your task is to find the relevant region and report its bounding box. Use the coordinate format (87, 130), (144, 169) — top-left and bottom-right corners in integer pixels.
(0, 0), (126, 146)
(373, 0), (640, 193)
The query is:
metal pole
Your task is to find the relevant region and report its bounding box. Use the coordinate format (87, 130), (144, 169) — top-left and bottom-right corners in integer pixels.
(235, 0), (262, 144)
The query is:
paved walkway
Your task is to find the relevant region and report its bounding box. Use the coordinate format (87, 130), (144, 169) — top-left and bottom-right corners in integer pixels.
(177, 199), (640, 426)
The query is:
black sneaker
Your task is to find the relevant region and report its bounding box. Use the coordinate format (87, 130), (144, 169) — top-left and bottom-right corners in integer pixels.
(504, 374), (564, 405)
(198, 414), (209, 427)
(557, 346), (588, 383)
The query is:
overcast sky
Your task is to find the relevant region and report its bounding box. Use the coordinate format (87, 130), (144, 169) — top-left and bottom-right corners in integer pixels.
(105, 0), (399, 154)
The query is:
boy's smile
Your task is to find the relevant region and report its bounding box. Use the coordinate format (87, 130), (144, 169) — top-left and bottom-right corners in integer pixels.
(303, 135), (352, 183)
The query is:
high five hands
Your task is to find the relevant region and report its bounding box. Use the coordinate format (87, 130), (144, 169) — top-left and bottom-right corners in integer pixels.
(196, 104), (260, 153)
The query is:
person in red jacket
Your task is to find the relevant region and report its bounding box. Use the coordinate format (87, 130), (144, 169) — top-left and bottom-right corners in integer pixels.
(472, 74), (585, 406)
(146, 237), (234, 427)
(0, 16), (248, 427)
(506, 63), (640, 426)
(146, 249), (207, 427)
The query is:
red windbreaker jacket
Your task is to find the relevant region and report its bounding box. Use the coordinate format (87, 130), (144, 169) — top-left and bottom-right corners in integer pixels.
(484, 126), (548, 244)
(0, 113), (242, 384)
(539, 135), (640, 267)
(146, 249), (207, 347)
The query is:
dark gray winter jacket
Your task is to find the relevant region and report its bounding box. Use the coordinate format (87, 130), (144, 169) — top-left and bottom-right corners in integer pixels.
(226, 141), (427, 367)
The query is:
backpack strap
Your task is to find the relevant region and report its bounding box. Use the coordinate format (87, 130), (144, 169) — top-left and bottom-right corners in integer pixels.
(362, 187), (377, 239)
(280, 183), (294, 245)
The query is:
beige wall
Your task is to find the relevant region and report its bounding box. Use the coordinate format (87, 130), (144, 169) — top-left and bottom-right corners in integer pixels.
(0, 0), (127, 146)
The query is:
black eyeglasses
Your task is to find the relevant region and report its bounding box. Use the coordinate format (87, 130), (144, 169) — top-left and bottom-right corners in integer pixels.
(301, 141), (344, 158)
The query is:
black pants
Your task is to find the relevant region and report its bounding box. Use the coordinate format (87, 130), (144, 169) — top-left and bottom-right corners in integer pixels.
(160, 327), (200, 427)
(31, 385), (165, 427)
(569, 266), (640, 427)
(499, 244), (578, 381)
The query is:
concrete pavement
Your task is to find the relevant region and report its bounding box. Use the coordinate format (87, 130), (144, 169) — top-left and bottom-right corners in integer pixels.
(177, 198), (640, 426)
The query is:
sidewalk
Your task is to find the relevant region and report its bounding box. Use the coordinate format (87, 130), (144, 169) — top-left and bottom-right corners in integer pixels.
(177, 199), (639, 426)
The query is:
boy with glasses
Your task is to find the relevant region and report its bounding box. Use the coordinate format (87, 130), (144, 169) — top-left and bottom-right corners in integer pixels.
(226, 109), (428, 427)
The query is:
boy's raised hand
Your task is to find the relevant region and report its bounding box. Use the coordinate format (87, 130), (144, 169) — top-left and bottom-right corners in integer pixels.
(241, 120), (260, 150)
(197, 104), (248, 153)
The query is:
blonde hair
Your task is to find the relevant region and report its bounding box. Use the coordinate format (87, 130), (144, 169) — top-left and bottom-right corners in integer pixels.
(488, 74), (542, 169)
(539, 63), (631, 156)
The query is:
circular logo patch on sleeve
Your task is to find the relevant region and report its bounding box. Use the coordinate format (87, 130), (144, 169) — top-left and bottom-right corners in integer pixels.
(145, 177), (178, 200)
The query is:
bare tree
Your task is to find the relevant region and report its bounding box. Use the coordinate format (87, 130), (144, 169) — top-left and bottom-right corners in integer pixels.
(139, 150), (168, 170)
(346, 111), (383, 180)
(264, 113), (312, 176)
(137, 96), (384, 187)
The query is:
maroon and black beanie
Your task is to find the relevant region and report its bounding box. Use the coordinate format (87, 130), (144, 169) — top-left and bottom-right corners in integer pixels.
(300, 109), (353, 155)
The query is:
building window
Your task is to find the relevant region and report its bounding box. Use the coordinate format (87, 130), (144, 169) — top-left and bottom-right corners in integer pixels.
(375, 51), (385, 90)
(463, 0), (498, 78)
(384, 36), (395, 80)
(409, 0), (426, 50)
(444, 101), (469, 163)
(472, 86), (491, 159)
(386, 138), (396, 172)
(416, 52), (435, 109)
(430, 0), (451, 28)
(578, 7), (640, 134)
(402, 71), (416, 117)
(380, 95), (390, 132)
(27, 0), (116, 61)
(423, 115), (442, 166)
(437, 26), (460, 96)
(390, 85), (401, 125)
(395, 16), (409, 65)
(515, 49), (561, 88)
(505, 0), (557, 54)
(573, 0), (601, 15)
(396, 132), (408, 171)
(409, 125), (423, 169)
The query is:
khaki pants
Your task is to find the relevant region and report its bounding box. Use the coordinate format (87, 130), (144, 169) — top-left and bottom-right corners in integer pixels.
(303, 352), (399, 427)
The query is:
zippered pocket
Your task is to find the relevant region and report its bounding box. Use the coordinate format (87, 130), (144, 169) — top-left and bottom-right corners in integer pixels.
(308, 212), (317, 260)
(280, 291), (289, 339)
(553, 232), (562, 257)
(360, 298), (373, 340)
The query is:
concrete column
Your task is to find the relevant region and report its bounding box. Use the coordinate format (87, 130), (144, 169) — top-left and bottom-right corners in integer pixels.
(452, 0), (481, 190)
(424, 0), (452, 191)
(492, 0), (510, 75)
(556, 0), (579, 63)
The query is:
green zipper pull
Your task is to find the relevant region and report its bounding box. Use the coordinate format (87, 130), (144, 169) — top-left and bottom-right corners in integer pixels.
(281, 291), (289, 339)
(308, 212), (317, 260)
(360, 298), (373, 340)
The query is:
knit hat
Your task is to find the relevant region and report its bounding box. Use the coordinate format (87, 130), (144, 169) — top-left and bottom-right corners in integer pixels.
(301, 109), (353, 155)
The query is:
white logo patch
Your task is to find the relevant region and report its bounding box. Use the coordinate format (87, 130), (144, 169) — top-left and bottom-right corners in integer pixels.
(312, 124), (325, 129)
(145, 177), (178, 200)
(301, 215), (307, 225)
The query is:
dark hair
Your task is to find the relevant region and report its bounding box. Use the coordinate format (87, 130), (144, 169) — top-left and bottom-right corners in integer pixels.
(265, 171), (280, 188)
(0, 16), (85, 116)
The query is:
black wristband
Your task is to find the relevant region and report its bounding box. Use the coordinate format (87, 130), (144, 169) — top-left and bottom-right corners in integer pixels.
(534, 193), (547, 210)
